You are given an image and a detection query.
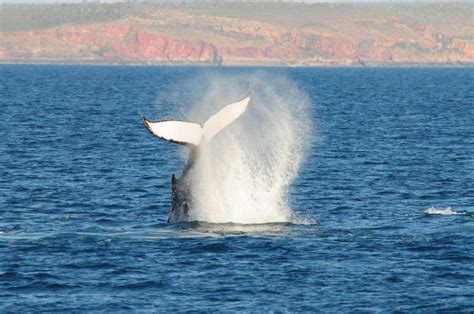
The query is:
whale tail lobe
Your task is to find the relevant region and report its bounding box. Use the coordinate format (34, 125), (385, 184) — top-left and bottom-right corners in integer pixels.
(143, 93), (251, 147)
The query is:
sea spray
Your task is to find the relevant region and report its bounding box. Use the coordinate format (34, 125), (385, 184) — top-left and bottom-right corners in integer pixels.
(425, 207), (465, 215)
(178, 73), (312, 224)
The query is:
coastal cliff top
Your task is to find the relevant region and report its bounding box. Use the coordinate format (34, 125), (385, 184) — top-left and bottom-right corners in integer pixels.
(1, 2), (473, 66)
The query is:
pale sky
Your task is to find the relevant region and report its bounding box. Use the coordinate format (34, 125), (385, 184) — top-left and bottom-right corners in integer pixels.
(1, 0), (473, 3)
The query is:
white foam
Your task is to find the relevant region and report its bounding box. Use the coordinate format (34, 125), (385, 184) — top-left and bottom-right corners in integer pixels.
(183, 73), (312, 224)
(425, 207), (465, 215)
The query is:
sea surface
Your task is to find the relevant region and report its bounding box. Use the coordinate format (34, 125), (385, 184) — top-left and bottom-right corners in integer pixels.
(1, 65), (473, 311)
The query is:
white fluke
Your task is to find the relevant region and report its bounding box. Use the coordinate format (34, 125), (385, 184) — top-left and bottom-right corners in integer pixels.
(143, 93), (251, 146)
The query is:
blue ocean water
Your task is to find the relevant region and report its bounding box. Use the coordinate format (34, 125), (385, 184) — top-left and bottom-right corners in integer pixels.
(0, 65), (473, 311)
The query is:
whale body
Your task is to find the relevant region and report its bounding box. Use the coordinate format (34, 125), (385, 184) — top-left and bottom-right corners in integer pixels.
(142, 94), (251, 222)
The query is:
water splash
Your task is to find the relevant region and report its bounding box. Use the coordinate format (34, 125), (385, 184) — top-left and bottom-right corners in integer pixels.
(180, 73), (312, 224)
(425, 207), (465, 215)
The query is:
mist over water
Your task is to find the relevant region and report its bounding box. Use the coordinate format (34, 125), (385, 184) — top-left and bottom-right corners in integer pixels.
(179, 74), (312, 223)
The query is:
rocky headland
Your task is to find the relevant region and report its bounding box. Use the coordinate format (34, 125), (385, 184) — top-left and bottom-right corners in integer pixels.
(1, 2), (473, 66)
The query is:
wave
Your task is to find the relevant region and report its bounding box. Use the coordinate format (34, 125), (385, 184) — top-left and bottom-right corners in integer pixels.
(425, 207), (465, 215)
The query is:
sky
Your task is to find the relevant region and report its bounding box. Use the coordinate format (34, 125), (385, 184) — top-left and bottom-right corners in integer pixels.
(1, 0), (472, 3)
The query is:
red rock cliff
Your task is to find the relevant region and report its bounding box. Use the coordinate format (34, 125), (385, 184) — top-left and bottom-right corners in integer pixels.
(1, 3), (472, 66)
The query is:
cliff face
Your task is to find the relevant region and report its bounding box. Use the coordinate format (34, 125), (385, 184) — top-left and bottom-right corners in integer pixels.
(0, 19), (219, 64)
(1, 3), (473, 66)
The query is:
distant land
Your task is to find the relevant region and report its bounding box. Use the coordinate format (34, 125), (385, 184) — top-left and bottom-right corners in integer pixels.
(0, 2), (473, 66)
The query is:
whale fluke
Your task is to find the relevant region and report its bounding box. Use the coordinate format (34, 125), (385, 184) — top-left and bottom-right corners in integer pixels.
(142, 119), (202, 146)
(143, 93), (251, 223)
(143, 93), (251, 147)
(201, 93), (251, 141)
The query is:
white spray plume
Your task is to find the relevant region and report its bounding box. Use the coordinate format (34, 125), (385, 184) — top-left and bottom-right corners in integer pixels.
(178, 72), (312, 224)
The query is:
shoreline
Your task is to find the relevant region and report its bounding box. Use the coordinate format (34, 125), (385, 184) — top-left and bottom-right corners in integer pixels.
(1, 60), (473, 68)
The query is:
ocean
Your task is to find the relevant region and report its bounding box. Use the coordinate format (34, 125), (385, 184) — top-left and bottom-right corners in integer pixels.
(1, 65), (473, 311)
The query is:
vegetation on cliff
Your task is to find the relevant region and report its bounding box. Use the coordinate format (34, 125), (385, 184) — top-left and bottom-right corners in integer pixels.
(0, 2), (473, 66)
